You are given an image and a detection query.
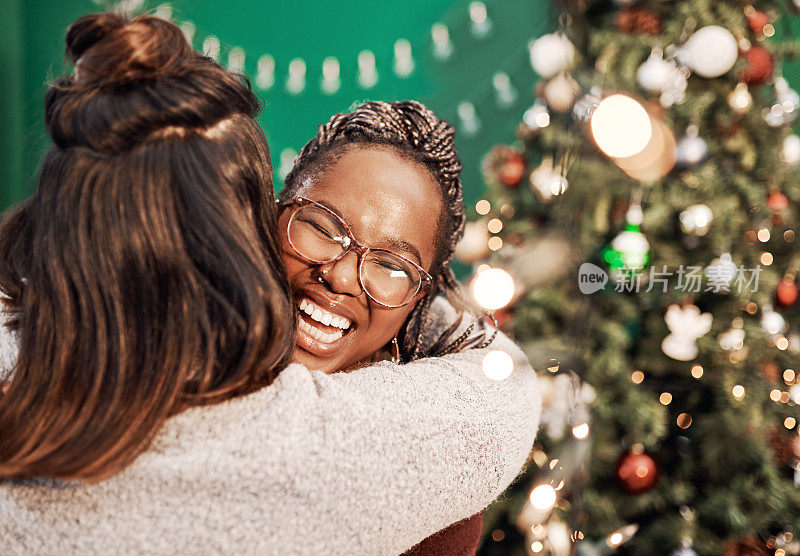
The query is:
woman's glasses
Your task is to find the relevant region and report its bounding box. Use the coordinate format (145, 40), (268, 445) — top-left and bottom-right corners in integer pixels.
(283, 197), (433, 308)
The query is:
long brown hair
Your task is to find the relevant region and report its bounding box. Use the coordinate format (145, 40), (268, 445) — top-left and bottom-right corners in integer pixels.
(0, 13), (294, 481)
(281, 101), (495, 361)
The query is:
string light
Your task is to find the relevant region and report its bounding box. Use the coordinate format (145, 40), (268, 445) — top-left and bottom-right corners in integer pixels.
(732, 385), (745, 400)
(482, 350), (514, 381)
(606, 524), (639, 548)
(631, 370), (645, 384)
(228, 47), (245, 74)
(487, 218), (503, 234)
(690, 364), (704, 378)
(660, 392), (673, 405)
(203, 35), (220, 61)
(286, 58), (307, 95)
(572, 422), (590, 439)
(529, 484), (557, 511)
(357, 50), (379, 89)
(590, 95), (652, 158)
(785, 417), (797, 430)
(472, 267), (515, 309)
(777, 336), (789, 350)
(256, 54), (276, 90)
(760, 252), (774, 265)
(431, 22), (454, 60)
(321, 57), (341, 95)
(784, 369), (796, 383)
(530, 541), (544, 553)
(785, 230), (796, 242)
(476, 199), (491, 215)
(770, 389), (782, 402)
(757, 228), (771, 242)
(487, 236), (503, 251)
(781, 391), (791, 403)
(677, 413), (692, 429)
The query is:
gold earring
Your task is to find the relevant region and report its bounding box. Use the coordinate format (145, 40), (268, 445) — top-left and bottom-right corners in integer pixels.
(390, 336), (400, 364)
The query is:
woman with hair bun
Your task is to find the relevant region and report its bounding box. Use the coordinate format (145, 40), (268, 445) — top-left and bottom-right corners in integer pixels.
(0, 12), (540, 555)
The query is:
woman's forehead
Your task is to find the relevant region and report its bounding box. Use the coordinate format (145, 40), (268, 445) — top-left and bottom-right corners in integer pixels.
(304, 146), (442, 266)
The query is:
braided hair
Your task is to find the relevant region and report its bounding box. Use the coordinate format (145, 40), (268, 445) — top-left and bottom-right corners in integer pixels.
(281, 100), (496, 361)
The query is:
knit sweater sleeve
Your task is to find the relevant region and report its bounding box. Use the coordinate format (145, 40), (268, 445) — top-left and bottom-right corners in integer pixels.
(246, 300), (541, 554)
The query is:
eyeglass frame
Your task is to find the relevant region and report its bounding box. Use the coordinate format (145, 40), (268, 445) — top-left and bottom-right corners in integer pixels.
(280, 197), (434, 308)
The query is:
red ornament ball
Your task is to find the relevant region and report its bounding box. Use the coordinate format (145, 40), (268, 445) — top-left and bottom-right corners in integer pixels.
(742, 46), (774, 86)
(776, 277), (799, 308)
(767, 191), (789, 212)
(747, 10), (770, 34)
(499, 154), (527, 187)
(615, 450), (659, 494)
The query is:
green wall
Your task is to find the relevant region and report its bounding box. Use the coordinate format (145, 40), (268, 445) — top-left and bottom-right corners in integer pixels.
(0, 0), (551, 210)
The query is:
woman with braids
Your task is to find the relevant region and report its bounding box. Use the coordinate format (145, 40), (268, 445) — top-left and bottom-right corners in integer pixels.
(277, 100), (530, 553)
(0, 11), (540, 555)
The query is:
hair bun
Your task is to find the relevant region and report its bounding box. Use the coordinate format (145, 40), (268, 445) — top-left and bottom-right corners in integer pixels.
(66, 13), (193, 86)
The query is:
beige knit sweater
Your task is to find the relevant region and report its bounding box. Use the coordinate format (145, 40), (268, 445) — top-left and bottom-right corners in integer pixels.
(0, 299), (541, 555)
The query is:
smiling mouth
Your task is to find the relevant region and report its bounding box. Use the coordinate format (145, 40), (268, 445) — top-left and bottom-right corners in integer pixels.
(295, 296), (354, 356)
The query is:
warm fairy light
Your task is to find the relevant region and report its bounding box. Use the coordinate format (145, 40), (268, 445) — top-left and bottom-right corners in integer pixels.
(781, 391), (791, 403)
(531, 524), (546, 536)
(572, 422), (590, 439)
(660, 392), (673, 405)
(745, 302), (758, 314)
(631, 370), (645, 384)
(500, 203), (515, 218)
(482, 350), (514, 381)
(477, 263), (490, 274)
(764, 24), (775, 37)
(476, 199), (491, 215)
(785, 417), (796, 430)
(760, 252), (774, 266)
(784, 369), (796, 383)
(472, 267), (515, 309)
(591, 95), (653, 158)
(757, 228), (771, 242)
(487, 218), (503, 234)
(785, 230), (796, 242)
(487, 236), (503, 251)
(777, 337), (789, 350)
(776, 549), (786, 556)
(691, 364), (704, 379)
(530, 484), (557, 511)
(732, 385), (745, 400)
(606, 524), (639, 548)
(547, 360), (560, 373)
(677, 413), (692, 429)
(531, 449), (548, 467)
(491, 529), (505, 542)
(469, 1), (488, 23)
(791, 387), (800, 404)
(771, 389), (782, 402)
(530, 541), (544, 553)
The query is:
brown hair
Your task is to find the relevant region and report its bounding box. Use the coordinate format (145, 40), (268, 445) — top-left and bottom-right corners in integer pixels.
(0, 13), (294, 481)
(281, 101), (495, 361)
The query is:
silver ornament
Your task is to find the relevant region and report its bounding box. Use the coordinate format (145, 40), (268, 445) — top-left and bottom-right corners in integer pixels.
(572, 86), (602, 123)
(679, 204), (713, 236)
(676, 126), (708, 166)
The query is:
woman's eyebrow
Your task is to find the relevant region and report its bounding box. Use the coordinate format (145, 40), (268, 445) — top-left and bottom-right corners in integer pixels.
(376, 237), (422, 265)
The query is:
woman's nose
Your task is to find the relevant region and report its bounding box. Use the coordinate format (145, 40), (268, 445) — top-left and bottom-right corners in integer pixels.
(320, 251), (362, 297)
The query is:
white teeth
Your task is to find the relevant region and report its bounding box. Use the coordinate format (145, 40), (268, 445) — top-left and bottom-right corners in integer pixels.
(296, 297), (352, 330)
(298, 318), (344, 344)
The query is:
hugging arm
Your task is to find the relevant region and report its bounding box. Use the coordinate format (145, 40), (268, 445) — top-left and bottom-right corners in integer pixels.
(266, 301), (541, 554)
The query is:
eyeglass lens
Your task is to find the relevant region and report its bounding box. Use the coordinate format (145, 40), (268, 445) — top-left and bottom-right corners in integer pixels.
(288, 204), (422, 306)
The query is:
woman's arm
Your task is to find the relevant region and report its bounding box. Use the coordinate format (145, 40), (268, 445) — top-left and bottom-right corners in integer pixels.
(238, 299), (540, 554)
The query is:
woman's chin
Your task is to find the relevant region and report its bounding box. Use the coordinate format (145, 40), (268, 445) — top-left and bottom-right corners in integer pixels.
(292, 325), (354, 373)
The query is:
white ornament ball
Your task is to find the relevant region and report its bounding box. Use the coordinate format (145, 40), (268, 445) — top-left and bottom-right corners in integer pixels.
(529, 33), (576, 79)
(637, 52), (675, 93)
(522, 99), (550, 131)
(680, 25), (739, 78)
(542, 74), (580, 113)
(455, 221), (491, 264)
(676, 135), (708, 166)
(781, 134), (800, 167)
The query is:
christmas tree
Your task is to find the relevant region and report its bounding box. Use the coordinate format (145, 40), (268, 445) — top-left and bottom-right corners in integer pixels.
(465, 1), (800, 554)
